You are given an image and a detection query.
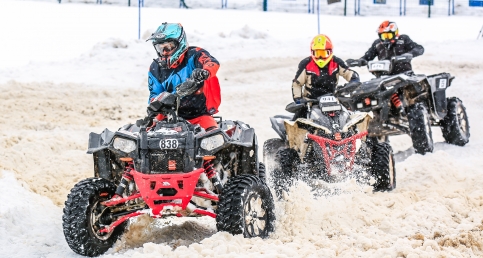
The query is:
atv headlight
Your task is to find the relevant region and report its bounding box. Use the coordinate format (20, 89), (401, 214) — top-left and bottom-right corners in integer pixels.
(113, 137), (137, 153)
(200, 134), (225, 151)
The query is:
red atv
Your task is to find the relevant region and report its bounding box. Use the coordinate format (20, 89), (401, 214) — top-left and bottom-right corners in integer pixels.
(62, 80), (275, 257)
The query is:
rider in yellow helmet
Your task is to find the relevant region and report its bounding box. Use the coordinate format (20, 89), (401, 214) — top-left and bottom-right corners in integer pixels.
(291, 34), (360, 118)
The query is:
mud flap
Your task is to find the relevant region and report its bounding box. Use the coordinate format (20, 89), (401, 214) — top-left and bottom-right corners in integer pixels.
(93, 150), (113, 180)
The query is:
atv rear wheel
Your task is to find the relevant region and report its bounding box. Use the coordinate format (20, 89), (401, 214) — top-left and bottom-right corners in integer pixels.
(371, 142), (396, 191)
(270, 148), (300, 199)
(216, 174), (275, 238)
(441, 97), (470, 146)
(62, 178), (126, 257)
(408, 103), (434, 154)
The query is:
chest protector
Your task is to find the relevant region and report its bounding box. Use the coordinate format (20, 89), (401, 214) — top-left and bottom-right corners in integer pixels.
(304, 59), (339, 98)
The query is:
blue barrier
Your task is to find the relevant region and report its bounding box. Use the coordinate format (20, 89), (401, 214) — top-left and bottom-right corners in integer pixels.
(469, 0), (483, 6)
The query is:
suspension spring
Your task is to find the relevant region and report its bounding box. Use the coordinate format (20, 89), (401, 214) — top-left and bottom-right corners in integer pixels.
(391, 93), (402, 108)
(203, 160), (222, 193)
(203, 160), (216, 179)
(115, 168), (134, 197)
(390, 93), (406, 115)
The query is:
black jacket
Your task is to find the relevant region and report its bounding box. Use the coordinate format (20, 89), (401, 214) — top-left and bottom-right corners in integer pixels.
(361, 35), (424, 75)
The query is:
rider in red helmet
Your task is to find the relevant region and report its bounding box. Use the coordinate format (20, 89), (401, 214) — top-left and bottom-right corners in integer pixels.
(346, 21), (424, 75)
(291, 34), (360, 119)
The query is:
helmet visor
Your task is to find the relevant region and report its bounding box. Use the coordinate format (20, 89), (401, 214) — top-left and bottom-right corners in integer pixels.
(380, 32), (394, 40)
(313, 49), (332, 59)
(155, 41), (177, 56)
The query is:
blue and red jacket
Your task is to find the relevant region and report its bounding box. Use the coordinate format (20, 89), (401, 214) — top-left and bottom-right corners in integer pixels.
(148, 46), (221, 120)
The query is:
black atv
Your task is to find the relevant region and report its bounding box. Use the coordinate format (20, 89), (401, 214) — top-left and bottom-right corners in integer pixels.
(264, 94), (395, 198)
(341, 56), (470, 154)
(62, 79), (275, 257)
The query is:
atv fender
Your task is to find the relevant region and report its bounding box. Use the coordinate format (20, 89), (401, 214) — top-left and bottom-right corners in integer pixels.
(283, 120), (311, 159)
(427, 73), (454, 120)
(87, 128), (115, 154)
(232, 127), (255, 148)
(269, 115), (292, 141)
(342, 112), (373, 134)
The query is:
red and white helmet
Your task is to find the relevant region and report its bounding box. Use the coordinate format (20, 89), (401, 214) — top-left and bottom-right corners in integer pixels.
(377, 21), (399, 45)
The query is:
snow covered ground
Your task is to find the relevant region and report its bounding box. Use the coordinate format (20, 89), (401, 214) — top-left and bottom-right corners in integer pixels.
(0, 0), (482, 257)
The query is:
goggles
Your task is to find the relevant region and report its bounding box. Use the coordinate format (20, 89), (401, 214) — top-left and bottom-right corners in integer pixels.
(313, 49), (332, 59)
(155, 41), (177, 55)
(380, 32), (394, 40)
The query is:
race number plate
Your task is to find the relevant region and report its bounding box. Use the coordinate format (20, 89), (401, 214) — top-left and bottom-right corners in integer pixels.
(438, 79), (447, 89)
(159, 139), (178, 149)
(371, 63), (384, 70)
(319, 96), (337, 103)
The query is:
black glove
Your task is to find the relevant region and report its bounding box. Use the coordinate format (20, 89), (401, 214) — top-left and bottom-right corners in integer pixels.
(393, 53), (413, 63)
(191, 68), (210, 82)
(340, 81), (361, 92)
(345, 58), (367, 67)
(176, 78), (198, 97)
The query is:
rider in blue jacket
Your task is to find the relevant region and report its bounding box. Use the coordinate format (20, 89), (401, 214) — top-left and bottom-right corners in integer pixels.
(146, 23), (221, 130)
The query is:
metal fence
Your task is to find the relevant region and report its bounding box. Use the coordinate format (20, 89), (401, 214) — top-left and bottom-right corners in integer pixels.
(58, 0), (483, 16)
(263, 0), (483, 16)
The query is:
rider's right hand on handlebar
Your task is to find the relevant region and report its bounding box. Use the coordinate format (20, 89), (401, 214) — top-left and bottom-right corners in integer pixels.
(336, 81), (361, 95)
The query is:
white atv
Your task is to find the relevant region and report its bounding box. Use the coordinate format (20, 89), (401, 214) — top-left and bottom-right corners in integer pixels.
(264, 94), (395, 197)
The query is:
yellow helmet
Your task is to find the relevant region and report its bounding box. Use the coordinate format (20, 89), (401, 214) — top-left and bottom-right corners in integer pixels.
(310, 34), (333, 68)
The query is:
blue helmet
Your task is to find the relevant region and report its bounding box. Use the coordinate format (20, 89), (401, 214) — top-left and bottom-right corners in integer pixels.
(148, 23), (188, 68)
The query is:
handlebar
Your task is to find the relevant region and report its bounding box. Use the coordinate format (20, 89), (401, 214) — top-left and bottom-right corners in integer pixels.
(299, 99), (318, 104)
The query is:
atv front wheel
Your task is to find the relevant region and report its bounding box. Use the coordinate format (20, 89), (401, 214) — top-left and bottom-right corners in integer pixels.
(263, 138), (287, 172)
(258, 162), (266, 182)
(371, 142), (396, 191)
(408, 103), (434, 154)
(216, 175), (275, 238)
(441, 97), (470, 146)
(62, 178), (126, 257)
(270, 148), (299, 199)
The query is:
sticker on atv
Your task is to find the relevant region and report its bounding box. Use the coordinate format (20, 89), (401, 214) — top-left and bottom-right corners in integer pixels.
(371, 63), (384, 70)
(319, 96), (337, 103)
(159, 139), (178, 149)
(438, 79), (447, 89)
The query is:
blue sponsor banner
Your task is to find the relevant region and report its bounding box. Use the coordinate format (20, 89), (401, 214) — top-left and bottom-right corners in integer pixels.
(374, 0), (386, 4)
(469, 0), (483, 6)
(419, 0), (434, 5)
